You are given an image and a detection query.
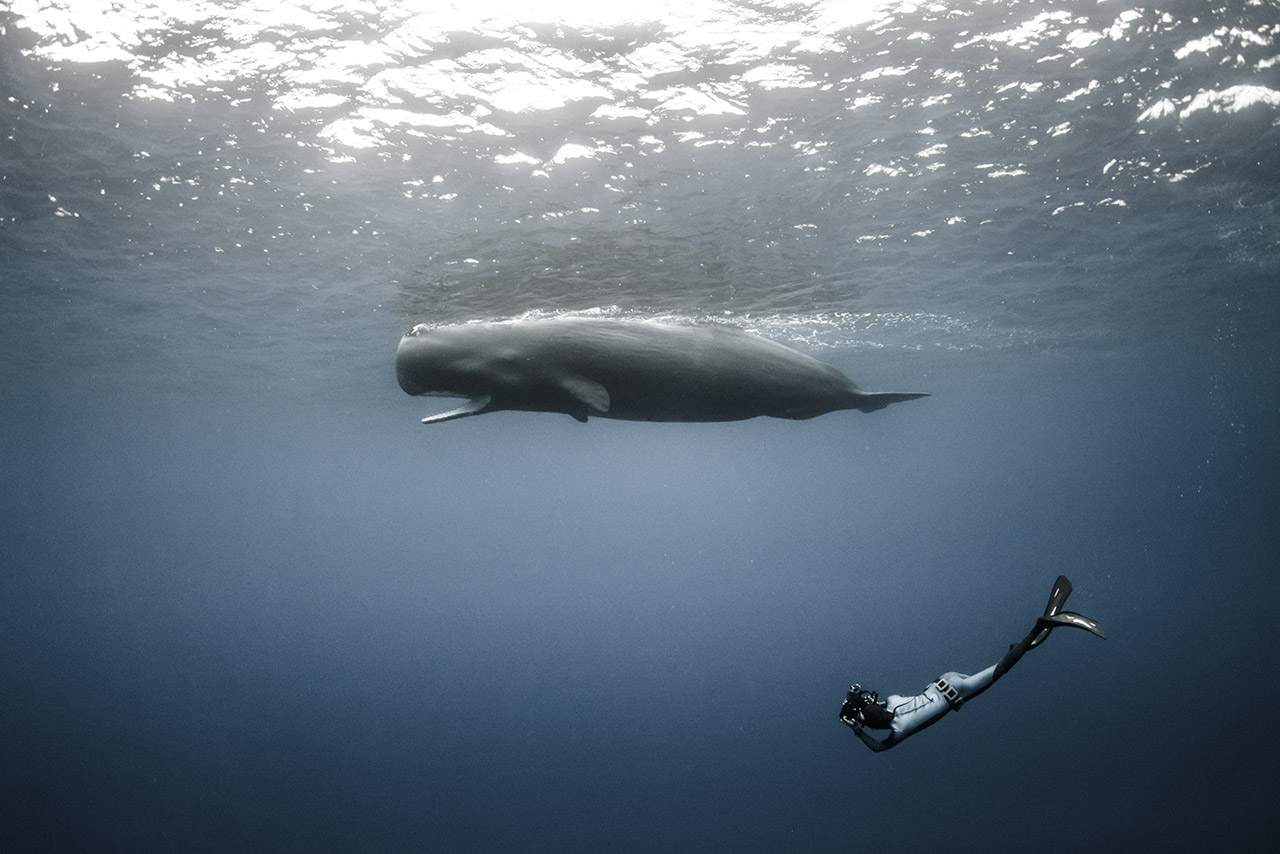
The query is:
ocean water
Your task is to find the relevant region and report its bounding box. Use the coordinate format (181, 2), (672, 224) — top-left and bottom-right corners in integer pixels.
(1, 0), (1277, 851)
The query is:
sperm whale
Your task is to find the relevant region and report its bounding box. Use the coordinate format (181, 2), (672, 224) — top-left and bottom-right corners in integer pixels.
(395, 318), (928, 424)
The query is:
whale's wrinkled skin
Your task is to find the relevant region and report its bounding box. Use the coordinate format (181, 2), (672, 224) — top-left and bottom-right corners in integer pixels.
(395, 318), (928, 424)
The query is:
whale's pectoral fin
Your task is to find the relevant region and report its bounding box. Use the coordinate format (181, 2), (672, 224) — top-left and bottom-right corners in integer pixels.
(421, 395), (493, 424)
(557, 377), (610, 420)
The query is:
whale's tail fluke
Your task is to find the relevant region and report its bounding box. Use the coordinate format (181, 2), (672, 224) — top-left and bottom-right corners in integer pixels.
(850, 391), (930, 413)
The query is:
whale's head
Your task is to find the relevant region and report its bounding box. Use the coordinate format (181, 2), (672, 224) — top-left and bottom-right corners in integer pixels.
(397, 324), (476, 397)
(396, 322), (522, 400)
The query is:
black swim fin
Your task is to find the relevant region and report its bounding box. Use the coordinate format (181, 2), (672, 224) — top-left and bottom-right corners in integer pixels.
(1044, 575), (1073, 616)
(996, 577), (1106, 679)
(1036, 611), (1107, 640)
(1028, 575), (1074, 648)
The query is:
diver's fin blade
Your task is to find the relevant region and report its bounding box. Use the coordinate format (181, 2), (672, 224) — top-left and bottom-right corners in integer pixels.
(422, 395), (492, 424)
(1037, 611), (1107, 640)
(850, 391), (930, 413)
(559, 376), (610, 414)
(1043, 575), (1073, 617)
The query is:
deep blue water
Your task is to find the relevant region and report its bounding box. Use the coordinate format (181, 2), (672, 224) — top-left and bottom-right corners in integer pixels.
(2, 1), (1278, 851)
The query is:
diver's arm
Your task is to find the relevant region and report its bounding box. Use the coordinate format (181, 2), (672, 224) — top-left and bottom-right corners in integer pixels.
(843, 717), (898, 752)
(856, 726), (898, 752)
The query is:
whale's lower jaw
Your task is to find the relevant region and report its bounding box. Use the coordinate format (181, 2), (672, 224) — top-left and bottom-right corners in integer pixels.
(421, 395), (492, 424)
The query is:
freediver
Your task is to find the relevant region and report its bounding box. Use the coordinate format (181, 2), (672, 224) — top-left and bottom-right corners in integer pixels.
(840, 575), (1106, 752)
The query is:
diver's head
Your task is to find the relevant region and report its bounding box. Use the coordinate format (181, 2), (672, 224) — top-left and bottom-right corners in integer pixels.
(841, 684), (893, 729)
(841, 684), (874, 718)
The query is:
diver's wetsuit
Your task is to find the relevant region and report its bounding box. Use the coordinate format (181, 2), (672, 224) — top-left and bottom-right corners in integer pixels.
(884, 666), (996, 738)
(842, 576), (1106, 753)
(847, 666), (998, 752)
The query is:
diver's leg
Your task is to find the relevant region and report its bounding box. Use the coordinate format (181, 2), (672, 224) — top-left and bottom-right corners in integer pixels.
(993, 626), (1040, 679)
(945, 665), (998, 702)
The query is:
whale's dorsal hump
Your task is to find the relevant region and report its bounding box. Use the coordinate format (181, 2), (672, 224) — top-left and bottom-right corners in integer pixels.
(557, 376), (610, 418)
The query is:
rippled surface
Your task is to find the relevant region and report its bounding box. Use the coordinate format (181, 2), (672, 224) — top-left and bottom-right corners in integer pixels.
(5, 0), (1277, 366)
